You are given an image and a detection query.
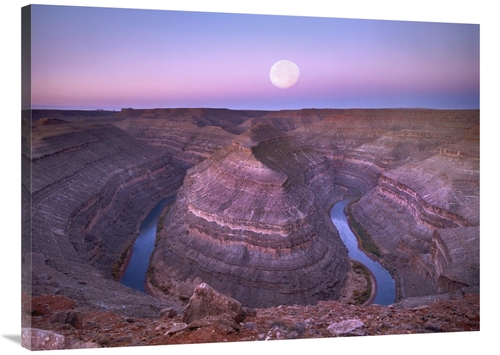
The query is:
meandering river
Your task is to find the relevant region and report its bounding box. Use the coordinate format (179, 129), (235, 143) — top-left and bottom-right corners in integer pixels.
(121, 194), (395, 305)
(330, 195), (396, 305)
(120, 197), (174, 293)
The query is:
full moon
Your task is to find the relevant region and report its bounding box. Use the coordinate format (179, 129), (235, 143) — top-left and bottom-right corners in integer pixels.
(270, 60), (300, 89)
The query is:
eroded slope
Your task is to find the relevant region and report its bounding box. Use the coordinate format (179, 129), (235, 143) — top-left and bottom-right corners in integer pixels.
(23, 116), (186, 317)
(149, 124), (349, 307)
(291, 109), (479, 298)
(23, 108), (480, 319)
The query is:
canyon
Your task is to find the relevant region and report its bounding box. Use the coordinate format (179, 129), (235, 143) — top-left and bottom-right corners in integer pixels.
(21, 108), (479, 349)
(148, 124), (350, 307)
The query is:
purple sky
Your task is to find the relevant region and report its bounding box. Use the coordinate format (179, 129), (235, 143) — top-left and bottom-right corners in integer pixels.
(30, 5), (479, 110)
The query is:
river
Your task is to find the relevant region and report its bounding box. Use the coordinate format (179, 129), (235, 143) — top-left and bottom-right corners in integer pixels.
(120, 197), (174, 293)
(121, 195), (395, 305)
(330, 195), (396, 305)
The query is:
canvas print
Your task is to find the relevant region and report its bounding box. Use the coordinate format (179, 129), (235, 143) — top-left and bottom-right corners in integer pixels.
(21, 4), (479, 351)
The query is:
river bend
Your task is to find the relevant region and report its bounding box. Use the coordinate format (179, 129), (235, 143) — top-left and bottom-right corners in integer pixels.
(122, 195), (395, 305)
(330, 195), (396, 305)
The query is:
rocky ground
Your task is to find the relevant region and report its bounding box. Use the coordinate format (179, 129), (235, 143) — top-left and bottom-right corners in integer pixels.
(21, 262), (479, 351)
(22, 289), (479, 350)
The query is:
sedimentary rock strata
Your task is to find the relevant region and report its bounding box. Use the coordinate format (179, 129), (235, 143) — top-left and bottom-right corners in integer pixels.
(149, 124), (349, 308)
(430, 226), (479, 292)
(23, 107), (479, 319)
(23, 114), (186, 317)
(299, 109), (480, 299)
(356, 148), (478, 294)
(112, 108), (253, 165)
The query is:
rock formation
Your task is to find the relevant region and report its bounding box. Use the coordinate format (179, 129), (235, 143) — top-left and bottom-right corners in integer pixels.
(112, 108), (250, 165)
(149, 124), (349, 308)
(291, 109), (479, 298)
(22, 113), (186, 318)
(182, 283), (247, 324)
(22, 107), (479, 350)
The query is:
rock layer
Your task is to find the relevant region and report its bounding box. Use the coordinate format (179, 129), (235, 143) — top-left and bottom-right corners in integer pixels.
(150, 124), (349, 308)
(112, 108), (248, 165)
(23, 108), (479, 321)
(23, 115), (186, 318)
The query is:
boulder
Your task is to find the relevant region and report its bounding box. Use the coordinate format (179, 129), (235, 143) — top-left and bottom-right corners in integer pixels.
(182, 283), (246, 324)
(327, 319), (366, 336)
(22, 328), (66, 350)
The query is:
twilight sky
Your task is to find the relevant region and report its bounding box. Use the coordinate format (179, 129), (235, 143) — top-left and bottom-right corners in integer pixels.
(29, 4), (480, 111)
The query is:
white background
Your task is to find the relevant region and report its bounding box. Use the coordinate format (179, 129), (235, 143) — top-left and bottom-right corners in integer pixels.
(1, 1), (496, 354)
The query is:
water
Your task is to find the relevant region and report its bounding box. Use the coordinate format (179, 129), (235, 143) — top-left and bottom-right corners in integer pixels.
(121, 194), (395, 304)
(330, 196), (396, 305)
(120, 197), (174, 293)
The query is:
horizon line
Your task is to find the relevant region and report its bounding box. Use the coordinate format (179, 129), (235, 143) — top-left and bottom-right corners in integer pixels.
(25, 106), (480, 112)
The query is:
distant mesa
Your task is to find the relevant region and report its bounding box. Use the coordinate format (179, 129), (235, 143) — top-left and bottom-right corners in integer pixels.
(35, 118), (68, 125)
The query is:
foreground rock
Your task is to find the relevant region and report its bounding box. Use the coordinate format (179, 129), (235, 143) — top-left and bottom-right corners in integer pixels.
(182, 283), (247, 324)
(23, 292), (479, 348)
(22, 328), (66, 350)
(22, 327), (100, 350)
(327, 319), (366, 336)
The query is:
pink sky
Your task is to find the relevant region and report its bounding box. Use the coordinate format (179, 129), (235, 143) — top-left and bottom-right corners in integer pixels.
(29, 5), (479, 110)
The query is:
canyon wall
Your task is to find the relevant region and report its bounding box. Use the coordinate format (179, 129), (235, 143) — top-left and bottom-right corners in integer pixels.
(23, 108), (479, 314)
(23, 115), (186, 317)
(149, 124), (349, 308)
(291, 109), (479, 299)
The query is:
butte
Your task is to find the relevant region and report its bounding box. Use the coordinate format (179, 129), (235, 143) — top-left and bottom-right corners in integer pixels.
(149, 124), (350, 307)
